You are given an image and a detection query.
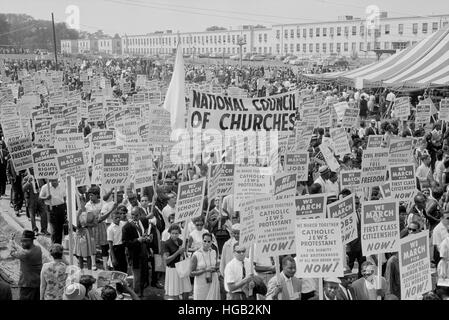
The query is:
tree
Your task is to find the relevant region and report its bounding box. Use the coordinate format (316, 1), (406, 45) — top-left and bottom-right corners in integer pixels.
(205, 26), (227, 31)
(0, 15), (11, 46)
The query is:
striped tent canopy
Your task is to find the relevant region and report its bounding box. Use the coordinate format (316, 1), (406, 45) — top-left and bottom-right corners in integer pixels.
(302, 26), (449, 91)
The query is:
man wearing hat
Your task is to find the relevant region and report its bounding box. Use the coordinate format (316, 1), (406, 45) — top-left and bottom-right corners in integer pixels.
(63, 283), (86, 300)
(365, 119), (379, 136)
(323, 278), (341, 300)
(10, 230), (43, 300)
(336, 270), (357, 300)
(314, 165), (331, 194)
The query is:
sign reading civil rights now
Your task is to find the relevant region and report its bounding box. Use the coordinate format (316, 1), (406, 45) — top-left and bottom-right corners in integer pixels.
(360, 148), (389, 187)
(175, 178), (206, 223)
(361, 200), (400, 256)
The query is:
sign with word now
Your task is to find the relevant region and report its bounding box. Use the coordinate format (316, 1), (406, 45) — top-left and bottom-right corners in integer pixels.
(175, 178), (206, 223)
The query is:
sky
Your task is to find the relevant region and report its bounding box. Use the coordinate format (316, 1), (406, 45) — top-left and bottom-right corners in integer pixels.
(4, 0), (449, 35)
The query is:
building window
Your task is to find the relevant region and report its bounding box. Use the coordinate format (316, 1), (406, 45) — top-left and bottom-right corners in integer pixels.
(264, 47), (267, 53)
(330, 27), (334, 36)
(398, 24), (404, 34)
(384, 42), (390, 49)
(290, 29), (294, 38)
(413, 23), (418, 34)
(296, 28), (300, 38)
(284, 44), (288, 53)
(303, 43), (306, 52)
(433, 22), (438, 32)
(309, 28), (313, 37)
(368, 29), (372, 36)
(316, 28), (320, 37)
(322, 43), (326, 52)
(422, 23), (428, 33)
(360, 42), (364, 51)
(323, 28), (327, 36)
(296, 44), (301, 51)
(284, 30), (288, 38)
(309, 43), (313, 52)
(344, 26), (349, 36)
(243, 35), (247, 42)
(289, 44), (293, 52)
(329, 43), (334, 52)
(259, 34), (262, 42)
(264, 34), (267, 42)
(375, 28), (381, 37)
(336, 43), (341, 52)
(302, 28), (306, 38)
(344, 42), (348, 51)
(316, 43), (320, 52)
(444, 21), (449, 27)
(375, 42), (381, 49)
(367, 42), (371, 50)
(228, 35), (231, 42)
(385, 24), (390, 34)
(337, 27), (341, 36)
(276, 44), (280, 53)
(352, 42), (356, 51)
(352, 26), (357, 35)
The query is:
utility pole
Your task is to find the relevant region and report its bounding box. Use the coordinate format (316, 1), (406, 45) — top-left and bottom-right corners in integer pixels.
(51, 13), (58, 70)
(237, 36), (246, 69)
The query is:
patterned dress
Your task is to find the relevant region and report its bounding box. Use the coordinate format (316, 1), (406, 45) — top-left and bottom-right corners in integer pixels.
(86, 200), (108, 247)
(40, 261), (68, 300)
(74, 211), (96, 257)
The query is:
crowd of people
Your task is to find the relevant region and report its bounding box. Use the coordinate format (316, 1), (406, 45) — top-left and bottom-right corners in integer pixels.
(0, 54), (449, 301)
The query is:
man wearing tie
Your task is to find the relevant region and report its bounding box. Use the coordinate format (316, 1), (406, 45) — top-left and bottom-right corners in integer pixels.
(224, 243), (254, 300)
(266, 256), (302, 300)
(337, 270), (357, 300)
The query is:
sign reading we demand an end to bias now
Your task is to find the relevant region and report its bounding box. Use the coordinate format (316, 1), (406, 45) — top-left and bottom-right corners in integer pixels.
(361, 200), (400, 256)
(175, 178), (206, 223)
(399, 230), (432, 300)
(295, 218), (344, 277)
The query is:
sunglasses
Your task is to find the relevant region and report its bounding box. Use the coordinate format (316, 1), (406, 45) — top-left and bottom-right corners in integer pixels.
(235, 250), (246, 254)
(408, 228), (418, 232)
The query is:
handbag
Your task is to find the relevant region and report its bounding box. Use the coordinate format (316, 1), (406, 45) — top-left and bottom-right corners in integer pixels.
(175, 253), (191, 278)
(154, 254), (166, 273)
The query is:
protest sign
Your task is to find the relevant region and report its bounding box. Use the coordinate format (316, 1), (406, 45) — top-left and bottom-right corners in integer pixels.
(327, 194), (358, 245)
(254, 196), (296, 258)
(388, 137), (414, 166)
(54, 127), (84, 154)
(399, 230), (432, 300)
(216, 163), (235, 196)
(333, 102), (349, 120)
(295, 218), (344, 277)
(330, 127), (351, 157)
(360, 148), (389, 187)
(148, 105), (173, 144)
(175, 178), (206, 223)
(339, 170), (362, 194)
(285, 152), (309, 182)
(274, 172), (297, 200)
(88, 102), (105, 123)
(361, 200), (400, 256)
(295, 194), (327, 219)
(239, 196), (260, 249)
(101, 151), (132, 187)
(6, 135), (33, 171)
(96, 271), (128, 288)
(341, 108), (359, 128)
(389, 164), (416, 202)
(439, 99), (449, 121)
(393, 97), (411, 119)
(380, 182), (392, 199)
(34, 118), (51, 145)
(91, 153), (103, 185)
(319, 138), (340, 172)
(189, 90), (297, 132)
(415, 102), (431, 126)
(366, 135), (384, 149)
(233, 166), (272, 211)
(32, 148), (59, 179)
(134, 152), (153, 189)
(56, 151), (90, 187)
(208, 164), (221, 201)
(91, 130), (115, 152)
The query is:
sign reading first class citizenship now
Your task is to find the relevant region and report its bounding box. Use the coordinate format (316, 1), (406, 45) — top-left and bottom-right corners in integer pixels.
(175, 178), (206, 223)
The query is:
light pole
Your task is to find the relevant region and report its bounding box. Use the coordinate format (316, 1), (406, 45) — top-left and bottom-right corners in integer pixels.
(237, 37), (246, 68)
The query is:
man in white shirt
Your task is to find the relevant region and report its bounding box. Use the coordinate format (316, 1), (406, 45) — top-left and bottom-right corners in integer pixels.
(39, 179), (66, 244)
(432, 211), (449, 263)
(161, 193), (176, 227)
(220, 223), (241, 275)
(222, 194), (234, 217)
(415, 155), (432, 187)
(314, 165), (331, 194)
(224, 243), (254, 300)
(107, 211), (127, 273)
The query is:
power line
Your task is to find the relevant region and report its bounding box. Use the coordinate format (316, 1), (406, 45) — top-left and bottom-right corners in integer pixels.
(0, 23), (38, 37)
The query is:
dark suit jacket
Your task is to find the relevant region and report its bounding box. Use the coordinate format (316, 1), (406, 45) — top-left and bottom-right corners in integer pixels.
(351, 277), (387, 300)
(122, 220), (143, 267)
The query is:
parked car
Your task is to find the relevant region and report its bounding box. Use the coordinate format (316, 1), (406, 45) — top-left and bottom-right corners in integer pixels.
(283, 55), (298, 64)
(230, 54), (240, 60)
(250, 54), (265, 61)
(275, 54), (287, 61)
(198, 53), (209, 58)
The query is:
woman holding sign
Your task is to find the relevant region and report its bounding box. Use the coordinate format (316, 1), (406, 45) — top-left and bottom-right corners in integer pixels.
(190, 233), (220, 300)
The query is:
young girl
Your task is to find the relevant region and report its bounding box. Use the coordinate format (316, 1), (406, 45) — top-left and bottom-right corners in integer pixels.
(74, 198), (96, 271)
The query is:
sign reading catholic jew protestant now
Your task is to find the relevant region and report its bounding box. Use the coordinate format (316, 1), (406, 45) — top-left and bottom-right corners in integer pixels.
(101, 152), (131, 187)
(295, 218), (344, 277)
(175, 178), (206, 223)
(189, 90), (297, 132)
(399, 230), (432, 300)
(361, 200), (400, 256)
(327, 194), (358, 245)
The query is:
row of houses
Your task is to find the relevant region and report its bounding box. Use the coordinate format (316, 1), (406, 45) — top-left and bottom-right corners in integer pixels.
(61, 13), (449, 58)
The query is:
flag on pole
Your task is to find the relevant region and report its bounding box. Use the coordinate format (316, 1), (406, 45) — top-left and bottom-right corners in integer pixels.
(163, 44), (186, 130)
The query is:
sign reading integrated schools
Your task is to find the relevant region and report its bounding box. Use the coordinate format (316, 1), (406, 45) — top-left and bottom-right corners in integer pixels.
(175, 178), (206, 223)
(189, 90), (298, 131)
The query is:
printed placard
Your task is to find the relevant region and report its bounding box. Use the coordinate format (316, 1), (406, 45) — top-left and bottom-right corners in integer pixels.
(380, 182), (392, 199)
(330, 127), (351, 157)
(175, 178), (206, 223)
(254, 196), (296, 258)
(134, 152), (153, 189)
(295, 218), (344, 277)
(54, 127), (84, 154)
(233, 166), (272, 211)
(393, 97), (411, 119)
(239, 196), (260, 249)
(101, 152), (131, 187)
(327, 194), (358, 245)
(339, 170), (362, 194)
(415, 103), (431, 126)
(32, 148), (59, 179)
(56, 151), (90, 187)
(388, 138), (414, 166)
(399, 230), (432, 300)
(285, 152), (309, 182)
(341, 108), (359, 128)
(274, 172), (297, 200)
(366, 135), (384, 149)
(216, 163), (235, 196)
(439, 99), (449, 121)
(360, 148), (389, 187)
(295, 194), (327, 219)
(389, 164), (416, 202)
(361, 200), (400, 256)
(6, 135), (33, 171)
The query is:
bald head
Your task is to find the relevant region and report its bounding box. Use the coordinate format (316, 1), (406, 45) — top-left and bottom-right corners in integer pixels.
(414, 194), (426, 210)
(131, 206), (143, 221)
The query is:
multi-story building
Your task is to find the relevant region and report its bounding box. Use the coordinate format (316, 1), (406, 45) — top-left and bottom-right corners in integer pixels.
(272, 13), (449, 58)
(61, 13), (449, 58)
(98, 36), (122, 55)
(60, 39), (78, 54)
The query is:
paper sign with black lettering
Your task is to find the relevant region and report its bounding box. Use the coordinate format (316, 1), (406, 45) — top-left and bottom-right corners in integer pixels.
(56, 151), (89, 187)
(91, 153), (103, 185)
(327, 194), (357, 245)
(388, 138), (414, 166)
(295, 194), (327, 219)
(380, 182), (392, 199)
(341, 108), (359, 128)
(91, 130), (115, 152)
(285, 152), (309, 181)
(254, 196), (296, 258)
(239, 196), (261, 250)
(366, 135), (384, 149)
(330, 127), (351, 157)
(339, 169), (362, 194)
(389, 164), (416, 201)
(399, 230), (432, 300)
(6, 135), (33, 172)
(295, 218), (344, 277)
(361, 200), (400, 256)
(190, 90), (297, 132)
(274, 172), (297, 200)
(134, 152), (153, 189)
(32, 148), (58, 179)
(360, 148), (389, 187)
(216, 164), (234, 196)
(233, 166), (272, 211)
(415, 103), (431, 126)
(54, 127), (84, 154)
(101, 152), (131, 187)
(175, 178), (206, 223)
(439, 99), (449, 121)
